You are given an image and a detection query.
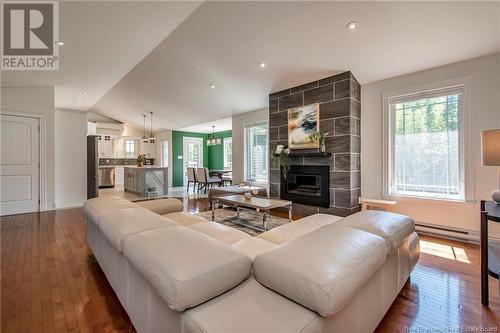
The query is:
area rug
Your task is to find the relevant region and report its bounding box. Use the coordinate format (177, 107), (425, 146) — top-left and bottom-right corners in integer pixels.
(196, 208), (290, 236)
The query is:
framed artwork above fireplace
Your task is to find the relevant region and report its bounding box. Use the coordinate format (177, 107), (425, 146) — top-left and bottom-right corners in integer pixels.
(287, 103), (319, 149)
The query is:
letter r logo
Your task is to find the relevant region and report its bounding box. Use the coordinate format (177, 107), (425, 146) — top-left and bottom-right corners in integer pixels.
(3, 3), (54, 55)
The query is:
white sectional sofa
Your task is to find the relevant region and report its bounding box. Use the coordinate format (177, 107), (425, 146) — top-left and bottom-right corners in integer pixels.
(84, 196), (420, 333)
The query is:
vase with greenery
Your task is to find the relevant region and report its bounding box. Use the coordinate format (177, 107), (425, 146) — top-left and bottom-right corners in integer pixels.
(272, 145), (292, 178)
(310, 131), (329, 152)
(137, 153), (146, 167)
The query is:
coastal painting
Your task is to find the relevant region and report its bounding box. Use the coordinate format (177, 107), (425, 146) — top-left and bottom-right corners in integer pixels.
(287, 103), (320, 149)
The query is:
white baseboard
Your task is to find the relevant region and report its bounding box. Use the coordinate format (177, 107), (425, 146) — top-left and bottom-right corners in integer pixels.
(415, 221), (500, 244)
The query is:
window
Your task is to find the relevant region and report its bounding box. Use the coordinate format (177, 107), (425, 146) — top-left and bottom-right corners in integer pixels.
(386, 85), (465, 200)
(223, 137), (232, 169)
(161, 141), (168, 167)
(125, 139), (135, 158)
(244, 123), (268, 183)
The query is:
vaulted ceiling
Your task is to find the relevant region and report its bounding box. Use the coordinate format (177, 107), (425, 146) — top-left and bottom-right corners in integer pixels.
(3, 1), (499, 131)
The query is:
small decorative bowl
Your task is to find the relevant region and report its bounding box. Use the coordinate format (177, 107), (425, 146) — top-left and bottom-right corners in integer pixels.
(252, 189), (259, 195)
(243, 192), (252, 200)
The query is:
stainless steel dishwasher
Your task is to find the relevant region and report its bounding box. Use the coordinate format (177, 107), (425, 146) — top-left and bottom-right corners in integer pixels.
(98, 167), (115, 188)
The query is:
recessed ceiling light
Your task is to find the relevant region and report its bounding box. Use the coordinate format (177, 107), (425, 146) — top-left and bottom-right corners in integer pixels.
(346, 21), (358, 31)
(259, 62), (266, 68)
(77, 99), (82, 103)
(55, 40), (65, 46)
(82, 92), (88, 96)
(210, 84), (215, 89)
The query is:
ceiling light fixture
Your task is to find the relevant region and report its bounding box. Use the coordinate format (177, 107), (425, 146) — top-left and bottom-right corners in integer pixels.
(77, 99), (82, 104)
(210, 84), (215, 89)
(259, 62), (266, 68)
(206, 126), (221, 146)
(82, 92), (88, 96)
(149, 111), (156, 144)
(55, 41), (65, 46)
(142, 114), (149, 143)
(346, 21), (358, 31)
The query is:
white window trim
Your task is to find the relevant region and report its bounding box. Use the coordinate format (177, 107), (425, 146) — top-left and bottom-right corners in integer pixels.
(244, 121), (269, 184)
(223, 137), (232, 169)
(382, 76), (474, 203)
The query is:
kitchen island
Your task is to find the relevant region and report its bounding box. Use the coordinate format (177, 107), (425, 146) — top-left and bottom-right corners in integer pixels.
(124, 166), (168, 197)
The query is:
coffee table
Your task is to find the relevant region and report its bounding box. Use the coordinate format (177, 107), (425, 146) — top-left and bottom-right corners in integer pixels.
(211, 195), (292, 231)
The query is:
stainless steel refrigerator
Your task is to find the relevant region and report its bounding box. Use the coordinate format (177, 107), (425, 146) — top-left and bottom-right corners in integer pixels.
(87, 135), (99, 199)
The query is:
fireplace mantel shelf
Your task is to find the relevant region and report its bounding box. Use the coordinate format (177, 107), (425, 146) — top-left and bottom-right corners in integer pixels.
(275, 151), (332, 157)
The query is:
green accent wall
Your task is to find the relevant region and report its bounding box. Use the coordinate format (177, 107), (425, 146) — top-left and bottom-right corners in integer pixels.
(172, 130), (232, 187)
(208, 130), (232, 170)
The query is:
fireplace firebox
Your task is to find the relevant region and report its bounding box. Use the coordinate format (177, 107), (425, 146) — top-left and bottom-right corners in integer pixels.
(281, 165), (330, 207)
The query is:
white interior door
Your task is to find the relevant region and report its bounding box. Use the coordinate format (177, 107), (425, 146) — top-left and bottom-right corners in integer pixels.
(183, 137), (203, 186)
(0, 115), (40, 216)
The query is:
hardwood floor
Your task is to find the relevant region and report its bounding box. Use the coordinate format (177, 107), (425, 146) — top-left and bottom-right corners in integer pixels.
(1, 204), (499, 333)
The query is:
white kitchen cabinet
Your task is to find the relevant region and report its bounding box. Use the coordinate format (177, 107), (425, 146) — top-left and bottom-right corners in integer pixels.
(124, 169), (138, 192)
(115, 166), (124, 186)
(98, 135), (114, 158)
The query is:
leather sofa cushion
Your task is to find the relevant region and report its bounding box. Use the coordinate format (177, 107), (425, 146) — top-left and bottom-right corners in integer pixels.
(163, 211), (208, 226)
(257, 220), (321, 245)
(188, 222), (251, 245)
(99, 208), (177, 252)
(183, 278), (318, 333)
(136, 198), (184, 215)
(295, 213), (344, 227)
(230, 237), (276, 260)
(123, 227), (252, 311)
(336, 210), (415, 253)
(253, 226), (387, 317)
(84, 196), (137, 226)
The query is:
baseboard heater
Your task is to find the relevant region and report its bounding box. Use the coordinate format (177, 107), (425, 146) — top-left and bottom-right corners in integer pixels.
(415, 222), (479, 243)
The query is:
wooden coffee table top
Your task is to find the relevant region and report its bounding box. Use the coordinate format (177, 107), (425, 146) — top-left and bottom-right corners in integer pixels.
(214, 194), (292, 210)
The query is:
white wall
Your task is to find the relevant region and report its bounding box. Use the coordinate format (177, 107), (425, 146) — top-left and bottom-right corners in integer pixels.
(1, 86), (56, 211)
(361, 53), (500, 239)
(231, 108), (268, 184)
(55, 109), (88, 208)
(154, 129), (173, 187)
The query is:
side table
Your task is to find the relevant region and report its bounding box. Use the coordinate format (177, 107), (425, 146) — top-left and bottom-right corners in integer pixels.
(480, 200), (500, 306)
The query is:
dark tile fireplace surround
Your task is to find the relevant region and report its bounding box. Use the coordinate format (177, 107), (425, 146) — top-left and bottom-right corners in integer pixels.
(269, 71), (361, 217)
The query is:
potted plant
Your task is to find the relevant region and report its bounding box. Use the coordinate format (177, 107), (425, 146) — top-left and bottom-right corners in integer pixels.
(310, 131), (329, 152)
(272, 145), (292, 178)
(137, 153), (146, 167)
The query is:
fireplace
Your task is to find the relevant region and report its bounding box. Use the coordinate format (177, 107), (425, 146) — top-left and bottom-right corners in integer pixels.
(281, 165), (330, 207)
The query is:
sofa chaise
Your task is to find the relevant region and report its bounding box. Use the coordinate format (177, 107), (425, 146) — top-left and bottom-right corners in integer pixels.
(84, 196), (419, 333)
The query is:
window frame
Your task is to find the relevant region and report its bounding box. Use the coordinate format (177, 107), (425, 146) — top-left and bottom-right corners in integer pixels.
(223, 137), (232, 170)
(125, 139), (135, 159)
(382, 78), (473, 202)
(244, 121), (269, 184)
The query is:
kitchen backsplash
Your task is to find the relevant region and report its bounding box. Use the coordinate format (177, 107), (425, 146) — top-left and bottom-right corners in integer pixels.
(99, 158), (154, 166)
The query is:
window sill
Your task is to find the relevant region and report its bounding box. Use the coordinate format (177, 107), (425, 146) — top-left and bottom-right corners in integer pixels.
(383, 193), (475, 206)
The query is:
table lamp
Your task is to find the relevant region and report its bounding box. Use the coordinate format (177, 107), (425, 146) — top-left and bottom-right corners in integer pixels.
(482, 129), (500, 204)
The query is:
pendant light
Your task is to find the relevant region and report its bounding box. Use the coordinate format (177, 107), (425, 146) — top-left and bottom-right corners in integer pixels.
(149, 111), (156, 144)
(141, 114), (149, 143)
(207, 126), (221, 146)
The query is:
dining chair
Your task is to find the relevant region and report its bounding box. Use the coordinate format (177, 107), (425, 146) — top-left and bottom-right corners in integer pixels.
(196, 167), (222, 193)
(186, 167), (197, 192)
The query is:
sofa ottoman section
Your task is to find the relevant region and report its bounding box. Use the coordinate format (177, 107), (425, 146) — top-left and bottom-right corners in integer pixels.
(335, 210), (415, 253)
(84, 196), (137, 227)
(187, 221), (251, 245)
(136, 198), (184, 215)
(123, 226), (252, 311)
(163, 211), (209, 227)
(230, 237), (277, 260)
(253, 226), (387, 317)
(98, 207), (177, 253)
